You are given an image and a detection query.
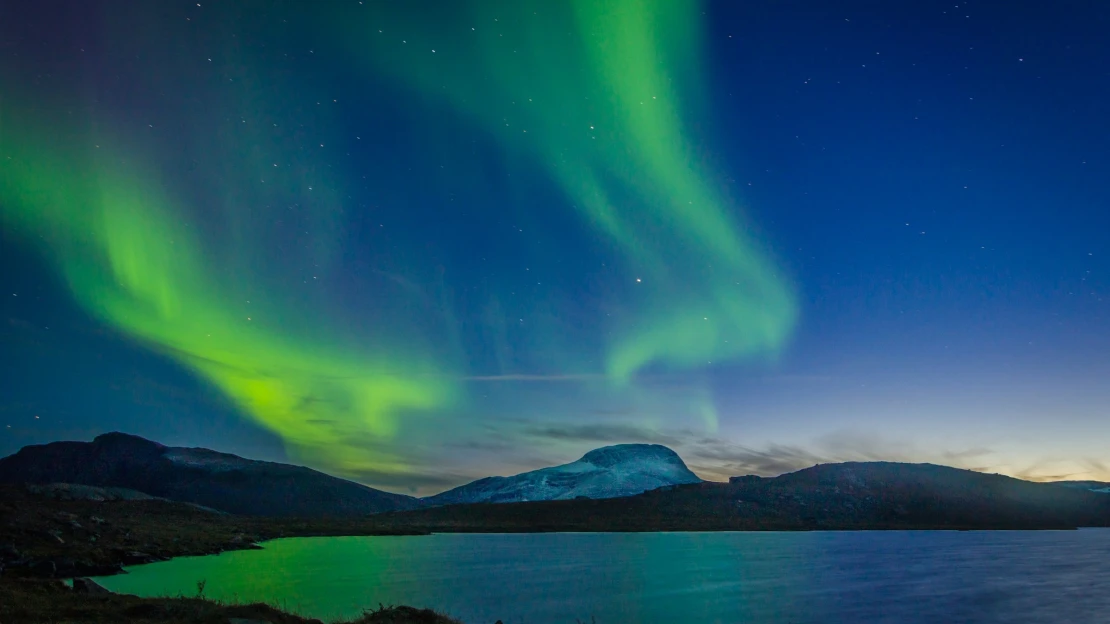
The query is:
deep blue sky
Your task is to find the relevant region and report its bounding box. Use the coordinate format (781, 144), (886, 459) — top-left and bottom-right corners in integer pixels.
(1, 0), (1107, 492)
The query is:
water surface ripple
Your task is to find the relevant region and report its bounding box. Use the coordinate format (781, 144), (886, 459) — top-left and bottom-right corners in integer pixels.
(97, 530), (1110, 623)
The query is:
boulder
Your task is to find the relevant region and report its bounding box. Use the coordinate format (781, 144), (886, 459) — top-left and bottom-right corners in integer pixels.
(73, 577), (111, 594)
(122, 551), (156, 565)
(0, 543), (19, 560)
(30, 559), (56, 576)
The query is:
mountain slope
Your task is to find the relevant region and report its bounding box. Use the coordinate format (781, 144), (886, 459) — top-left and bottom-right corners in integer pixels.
(424, 444), (701, 505)
(372, 461), (1110, 531)
(1051, 480), (1110, 494)
(0, 432), (421, 517)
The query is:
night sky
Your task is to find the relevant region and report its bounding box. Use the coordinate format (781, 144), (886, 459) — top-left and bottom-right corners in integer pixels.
(1, 0), (1107, 494)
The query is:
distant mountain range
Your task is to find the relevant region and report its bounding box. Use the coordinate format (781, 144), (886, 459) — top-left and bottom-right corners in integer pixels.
(2, 433), (1108, 530)
(0, 433), (420, 516)
(423, 443), (701, 505)
(0, 434), (698, 517)
(1052, 480), (1110, 494)
(369, 462), (1110, 532)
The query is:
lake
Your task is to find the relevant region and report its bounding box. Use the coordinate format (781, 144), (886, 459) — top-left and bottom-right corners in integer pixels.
(96, 530), (1110, 623)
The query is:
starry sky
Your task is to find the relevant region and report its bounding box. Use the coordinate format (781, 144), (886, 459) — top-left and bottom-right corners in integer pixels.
(1, 0), (1108, 494)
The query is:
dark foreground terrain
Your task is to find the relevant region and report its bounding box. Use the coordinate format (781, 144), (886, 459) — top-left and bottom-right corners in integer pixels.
(0, 432), (421, 517)
(4, 461), (1109, 578)
(0, 484), (426, 579)
(0, 579), (459, 624)
(0, 485), (457, 623)
(4, 453), (1109, 623)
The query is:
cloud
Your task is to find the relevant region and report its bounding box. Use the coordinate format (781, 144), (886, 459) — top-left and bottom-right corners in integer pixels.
(462, 374), (607, 382)
(1017, 471), (1082, 483)
(941, 447), (994, 461)
(514, 421), (832, 480)
(676, 429), (1002, 482)
(439, 421), (1024, 489)
(591, 408), (636, 416)
(1082, 458), (1110, 480)
(524, 423), (685, 446)
(516, 424), (924, 480)
(445, 439), (519, 453)
(812, 430), (915, 462)
(754, 374), (838, 384)
(681, 441), (825, 481)
(347, 468), (465, 494)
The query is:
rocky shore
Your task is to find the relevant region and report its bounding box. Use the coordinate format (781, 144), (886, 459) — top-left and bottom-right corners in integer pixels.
(0, 484), (425, 580)
(0, 484), (455, 623)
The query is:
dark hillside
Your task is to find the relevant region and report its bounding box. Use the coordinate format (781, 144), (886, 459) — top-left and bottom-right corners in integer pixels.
(364, 462), (1110, 532)
(0, 433), (421, 517)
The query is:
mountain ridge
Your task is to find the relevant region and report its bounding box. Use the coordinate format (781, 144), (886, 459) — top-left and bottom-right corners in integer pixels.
(423, 443), (702, 505)
(369, 460), (1110, 532)
(3, 432), (1108, 527)
(0, 432), (421, 517)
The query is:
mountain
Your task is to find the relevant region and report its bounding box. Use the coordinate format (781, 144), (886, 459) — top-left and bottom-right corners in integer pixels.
(424, 444), (702, 506)
(1051, 480), (1110, 493)
(369, 461), (1110, 532)
(0, 432), (421, 517)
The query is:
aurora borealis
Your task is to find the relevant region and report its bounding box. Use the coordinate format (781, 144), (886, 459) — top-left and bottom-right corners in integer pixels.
(0, 0), (792, 482)
(2, 0), (1109, 491)
(344, 0), (796, 382)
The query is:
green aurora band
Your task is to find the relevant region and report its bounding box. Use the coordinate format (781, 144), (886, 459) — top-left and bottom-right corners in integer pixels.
(0, 115), (454, 478)
(0, 0), (795, 481)
(344, 0), (796, 382)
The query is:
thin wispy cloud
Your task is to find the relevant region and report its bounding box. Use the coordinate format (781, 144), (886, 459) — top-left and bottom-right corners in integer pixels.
(524, 423), (685, 446)
(461, 374), (607, 382)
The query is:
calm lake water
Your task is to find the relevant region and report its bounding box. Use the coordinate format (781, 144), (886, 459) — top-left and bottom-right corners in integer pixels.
(96, 530), (1110, 624)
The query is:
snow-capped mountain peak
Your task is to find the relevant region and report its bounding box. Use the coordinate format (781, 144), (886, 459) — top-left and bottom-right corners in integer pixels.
(424, 443), (701, 505)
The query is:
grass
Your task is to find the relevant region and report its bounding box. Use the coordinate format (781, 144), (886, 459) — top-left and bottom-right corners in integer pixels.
(0, 577), (462, 624)
(0, 485), (460, 623)
(0, 484), (425, 579)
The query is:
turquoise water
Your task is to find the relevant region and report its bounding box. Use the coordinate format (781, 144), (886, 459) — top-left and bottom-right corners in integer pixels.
(97, 530), (1110, 623)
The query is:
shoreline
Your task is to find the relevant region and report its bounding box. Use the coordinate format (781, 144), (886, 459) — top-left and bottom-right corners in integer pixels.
(0, 485), (458, 622)
(2, 481), (1098, 581)
(3, 482), (1106, 623)
(0, 578), (462, 624)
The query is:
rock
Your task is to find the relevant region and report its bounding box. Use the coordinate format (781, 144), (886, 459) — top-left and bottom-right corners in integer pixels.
(122, 551), (155, 565)
(0, 543), (19, 559)
(730, 475), (762, 484)
(73, 561), (124, 576)
(228, 619), (272, 624)
(30, 559), (56, 576)
(55, 557), (77, 576)
(2, 558), (27, 571)
(28, 483), (158, 502)
(73, 577), (111, 594)
(90, 515), (106, 524)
